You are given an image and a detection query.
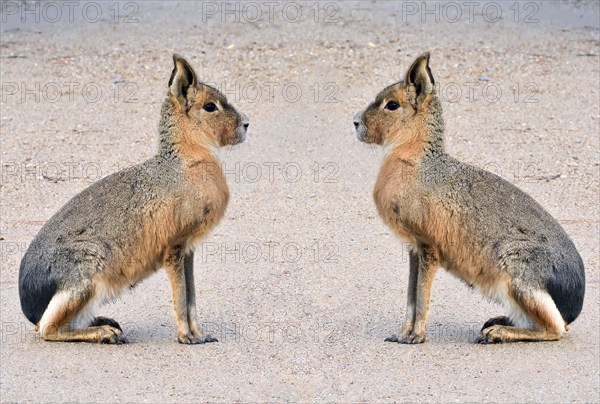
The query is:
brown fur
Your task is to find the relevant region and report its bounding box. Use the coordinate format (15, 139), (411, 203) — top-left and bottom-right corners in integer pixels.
(19, 54), (248, 344)
(356, 52), (585, 344)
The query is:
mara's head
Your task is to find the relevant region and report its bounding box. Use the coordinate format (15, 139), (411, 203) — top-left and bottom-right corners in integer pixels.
(354, 52), (440, 146)
(165, 54), (249, 146)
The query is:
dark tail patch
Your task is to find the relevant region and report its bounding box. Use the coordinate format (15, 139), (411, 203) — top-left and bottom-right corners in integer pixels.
(546, 254), (585, 324)
(19, 261), (58, 325)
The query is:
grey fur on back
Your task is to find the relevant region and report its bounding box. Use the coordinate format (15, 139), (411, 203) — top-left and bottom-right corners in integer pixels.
(19, 154), (183, 324)
(419, 152), (585, 323)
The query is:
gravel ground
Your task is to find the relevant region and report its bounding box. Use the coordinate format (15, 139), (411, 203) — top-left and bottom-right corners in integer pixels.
(1, 1), (599, 402)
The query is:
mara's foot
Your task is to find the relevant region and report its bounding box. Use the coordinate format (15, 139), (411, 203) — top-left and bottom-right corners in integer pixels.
(385, 332), (426, 344)
(178, 333), (218, 344)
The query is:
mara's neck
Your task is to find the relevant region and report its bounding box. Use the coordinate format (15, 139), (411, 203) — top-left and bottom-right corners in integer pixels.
(158, 99), (220, 167)
(385, 95), (445, 165)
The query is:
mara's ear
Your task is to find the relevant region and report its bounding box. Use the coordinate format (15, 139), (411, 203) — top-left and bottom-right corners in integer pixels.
(405, 52), (435, 105)
(168, 54), (197, 109)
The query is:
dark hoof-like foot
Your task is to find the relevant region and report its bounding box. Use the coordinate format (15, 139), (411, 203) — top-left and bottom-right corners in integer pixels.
(385, 333), (426, 344)
(401, 333), (426, 344)
(477, 325), (505, 344)
(202, 334), (218, 343)
(91, 316), (123, 332)
(481, 316), (512, 331)
(98, 325), (128, 344)
(178, 333), (219, 344)
(385, 334), (400, 343)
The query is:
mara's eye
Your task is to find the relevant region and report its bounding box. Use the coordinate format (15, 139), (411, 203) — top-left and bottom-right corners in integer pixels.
(385, 100), (400, 111)
(203, 102), (218, 112)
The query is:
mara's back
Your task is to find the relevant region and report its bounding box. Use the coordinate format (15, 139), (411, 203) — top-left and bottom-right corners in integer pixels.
(420, 154), (585, 323)
(19, 156), (181, 324)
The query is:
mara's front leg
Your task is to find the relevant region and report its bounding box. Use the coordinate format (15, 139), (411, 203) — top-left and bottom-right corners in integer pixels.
(387, 247), (439, 344)
(164, 246), (214, 344)
(184, 251), (217, 343)
(386, 250), (418, 343)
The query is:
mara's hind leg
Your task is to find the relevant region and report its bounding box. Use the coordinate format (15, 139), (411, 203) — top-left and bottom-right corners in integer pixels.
(38, 290), (126, 344)
(478, 288), (565, 344)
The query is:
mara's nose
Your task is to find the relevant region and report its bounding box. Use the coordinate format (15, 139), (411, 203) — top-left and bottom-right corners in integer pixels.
(243, 122), (249, 129)
(353, 112), (362, 128)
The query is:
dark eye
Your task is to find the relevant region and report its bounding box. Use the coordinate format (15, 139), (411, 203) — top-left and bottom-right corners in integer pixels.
(203, 102), (218, 112)
(385, 100), (400, 111)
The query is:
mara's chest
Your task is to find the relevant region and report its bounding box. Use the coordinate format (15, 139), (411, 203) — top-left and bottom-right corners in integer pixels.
(373, 163), (420, 241)
(177, 170), (230, 244)
(194, 177), (229, 221)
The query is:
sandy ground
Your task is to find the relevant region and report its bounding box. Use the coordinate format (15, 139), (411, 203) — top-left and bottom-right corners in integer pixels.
(1, 1), (599, 402)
